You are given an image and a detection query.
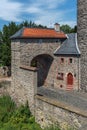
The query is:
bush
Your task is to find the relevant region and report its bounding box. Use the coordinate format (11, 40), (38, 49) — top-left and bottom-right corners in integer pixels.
(0, 95), (16, 123)
(0, 95), (41, 130)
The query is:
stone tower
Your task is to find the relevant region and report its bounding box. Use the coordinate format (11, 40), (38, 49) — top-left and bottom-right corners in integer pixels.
(77, 0), (87, 91)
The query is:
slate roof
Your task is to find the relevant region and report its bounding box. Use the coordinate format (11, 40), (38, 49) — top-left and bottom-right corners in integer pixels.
(10, 27), (67, 39)
(54, 33), (80, 56)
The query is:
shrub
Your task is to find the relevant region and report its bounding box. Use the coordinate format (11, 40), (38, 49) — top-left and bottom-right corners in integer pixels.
(0, 95), (16, 123)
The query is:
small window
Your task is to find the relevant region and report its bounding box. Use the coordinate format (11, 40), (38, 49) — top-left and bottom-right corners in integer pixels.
(57, 73), (64, 80)
(60, 85), (63, 88)
(61, 58), (64, 63)
(69, 58), (73, 63)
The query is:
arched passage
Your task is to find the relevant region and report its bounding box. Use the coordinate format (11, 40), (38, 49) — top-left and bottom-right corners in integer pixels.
(67, 73), (73, 90)
(31, 54), (53, 87)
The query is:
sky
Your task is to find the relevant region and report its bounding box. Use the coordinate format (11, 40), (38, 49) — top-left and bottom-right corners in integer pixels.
(0, 0), (77, 30)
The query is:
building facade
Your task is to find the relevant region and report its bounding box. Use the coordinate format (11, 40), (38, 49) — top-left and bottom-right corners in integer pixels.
(11, 26), (80, 93)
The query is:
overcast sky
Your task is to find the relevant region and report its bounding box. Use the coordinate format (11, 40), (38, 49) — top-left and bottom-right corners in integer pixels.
(0, 0), (77, 29)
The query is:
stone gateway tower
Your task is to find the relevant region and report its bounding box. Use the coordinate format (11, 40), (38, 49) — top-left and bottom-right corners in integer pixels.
(78, 0), (87, 91)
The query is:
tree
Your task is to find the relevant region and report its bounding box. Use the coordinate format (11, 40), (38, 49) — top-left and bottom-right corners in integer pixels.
(60, 24), (72, 33)
(0, 22), (19, 66)
(60, 24), (77, 33)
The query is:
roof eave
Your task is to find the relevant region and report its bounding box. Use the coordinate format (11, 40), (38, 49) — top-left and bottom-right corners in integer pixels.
(11, 36), (67, 40)
(54, 53), (81, 57)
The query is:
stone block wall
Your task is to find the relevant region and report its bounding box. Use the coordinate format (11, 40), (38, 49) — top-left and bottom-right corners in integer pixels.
(77, 0), (87, 91)
(20, 41), (60, 66)
(35, 95), (87, 130)
(11, 40), (37, 113)
(52, 56), (80, 91)
(19, 41), (61, 88)
(11, 66), (37, 113)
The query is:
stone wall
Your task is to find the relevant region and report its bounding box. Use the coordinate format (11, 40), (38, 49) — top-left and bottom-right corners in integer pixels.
(0, 80), (11, 96)
(77, 0), (87, 91)
(11, 66), (37, 113)
(11, 40), (37, 113)
(20, 41), (60, 66)
(52, 56), (80, 91)
(35, 95), (87, 130)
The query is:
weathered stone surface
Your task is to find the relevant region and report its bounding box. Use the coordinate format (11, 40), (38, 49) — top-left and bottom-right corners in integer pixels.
(35, 95), (87, 130)
(77, 0), (87, 91)
(0, 79), (11, 96)
(0, 66), (11, 77)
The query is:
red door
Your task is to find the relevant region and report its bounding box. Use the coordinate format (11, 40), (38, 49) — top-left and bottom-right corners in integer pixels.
(67, 73), (73, 90)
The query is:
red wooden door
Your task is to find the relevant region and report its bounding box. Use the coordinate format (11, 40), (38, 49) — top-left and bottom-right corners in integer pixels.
(67, 73), (73, 90)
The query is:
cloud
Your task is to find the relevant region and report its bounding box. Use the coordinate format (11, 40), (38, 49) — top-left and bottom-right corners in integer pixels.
(25, 7), (41, 14)
(0, 0), (76, 27)
(60, 21), (77, 27)
(24, 0), (76, 27)
(29, 0), (67, 10)
(0, 0), (23, 21)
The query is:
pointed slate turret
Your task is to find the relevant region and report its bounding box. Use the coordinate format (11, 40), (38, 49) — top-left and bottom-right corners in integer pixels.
(54, 33), (80, 56)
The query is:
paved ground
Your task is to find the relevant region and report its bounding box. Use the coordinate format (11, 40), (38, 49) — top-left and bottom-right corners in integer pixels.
(37, 86), (87, 111)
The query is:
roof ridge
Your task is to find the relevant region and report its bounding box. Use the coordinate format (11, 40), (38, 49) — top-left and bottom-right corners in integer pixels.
(24, 27), (54, 30)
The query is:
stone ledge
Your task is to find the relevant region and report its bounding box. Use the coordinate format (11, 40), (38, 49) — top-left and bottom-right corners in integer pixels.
(35, 95), (87, 118)
(20, 65), (38, 71)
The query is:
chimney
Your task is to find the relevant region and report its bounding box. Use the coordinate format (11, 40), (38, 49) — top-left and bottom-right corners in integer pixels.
(54, 23), (60, 32)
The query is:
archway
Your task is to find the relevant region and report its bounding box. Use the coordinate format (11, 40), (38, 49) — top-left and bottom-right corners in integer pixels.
(31, 54), (53, 87)
(67, 73), (73, 90)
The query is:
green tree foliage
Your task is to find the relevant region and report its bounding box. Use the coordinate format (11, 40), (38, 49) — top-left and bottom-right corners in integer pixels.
(60, 24), (77, 33)
(0, 22), (19, 66)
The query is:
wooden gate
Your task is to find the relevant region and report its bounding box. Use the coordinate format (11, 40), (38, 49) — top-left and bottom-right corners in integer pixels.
(67, 73), (73, 90)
